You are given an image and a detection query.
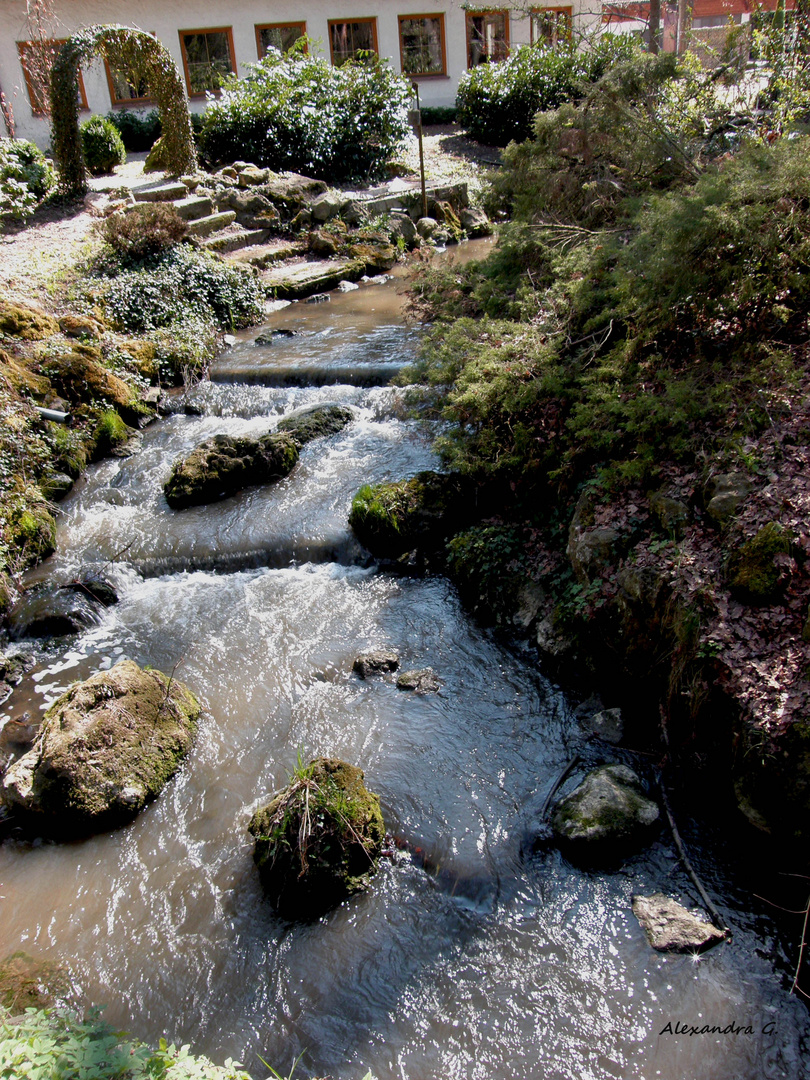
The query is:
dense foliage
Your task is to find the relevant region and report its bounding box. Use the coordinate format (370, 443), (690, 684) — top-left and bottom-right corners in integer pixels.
(50, 26), (195, 194)
(104, 246), (264, 333)
(405, 58), (810, 494)
(0, 139), (55, 220)
(198, 45), (410, 181)
(105, 109), (162, 152)
(456, 34), (637, 146)
(80, 115), (126, 175)
(100, 203), (188, 261)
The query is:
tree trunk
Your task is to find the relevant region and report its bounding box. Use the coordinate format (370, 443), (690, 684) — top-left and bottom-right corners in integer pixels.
(649, 0), (661, 54)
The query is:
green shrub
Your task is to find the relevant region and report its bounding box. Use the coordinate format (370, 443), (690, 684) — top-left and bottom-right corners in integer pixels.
(105, 108), (162, 151)
(420, 105), (457, 125)
(0, 1004), (253, 1080)
(80, 115), (126, 176)
(100, 202), (188, 261)
(0, 139), (55, 220)
(456, 34), (637, 147)
(104, 246), (263, 332)
(199, 45), (410, 181)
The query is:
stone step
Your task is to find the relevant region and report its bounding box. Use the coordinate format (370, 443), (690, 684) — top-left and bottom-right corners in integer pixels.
(262, 257), (366, 300)
(223, 241), (305, 268)
(186, 211), (237, 237)
(201, 227), (270, 254)
(132, 181), (188, 203)
(173, 195), (214, 221)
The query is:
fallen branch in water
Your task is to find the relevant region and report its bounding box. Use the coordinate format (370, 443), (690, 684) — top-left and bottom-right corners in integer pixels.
(541, 754), (581, 819)
(658, 705), (731, 939)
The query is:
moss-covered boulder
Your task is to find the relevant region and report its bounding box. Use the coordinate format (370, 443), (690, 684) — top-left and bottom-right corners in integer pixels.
(164, 431), (299, 509)
(7, 492), (57, 568)
(0, 300), (59, 340)
(727, 522), (793, 604)
(1, 660), (200, 834)
(58, 313), (104, 340)
(0, 350), (52, 399)
(349, 471), (474, 559)
(248, 757), (385, 919)
(43, 349), (134, 414)
(276, 403), (354, 447)
(551, 764), (659, 859)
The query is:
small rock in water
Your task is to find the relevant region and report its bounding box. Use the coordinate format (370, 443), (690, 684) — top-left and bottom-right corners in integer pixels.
(551, 764), (659, 856)
(584, 707), (624, 745)
(353, 650), (399, 679)
(337, 280), (360, 292)
(264, 299), (291, 315)
(396, 668), (440, 694)
(222, 334), (236, 347)
(306, 293), (331, 304)
(632, 893), (726, 952)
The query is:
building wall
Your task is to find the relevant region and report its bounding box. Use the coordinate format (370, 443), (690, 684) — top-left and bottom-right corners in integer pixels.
(0, 0), (598, 147)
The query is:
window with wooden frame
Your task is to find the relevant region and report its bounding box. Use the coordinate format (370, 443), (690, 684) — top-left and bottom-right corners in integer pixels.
(328, 18), (378, 66)
(256, 22), (307, 58)
(179, 27), (236, 96)
(398, 14), (447, 76)
(465, 11), (509, 67)
(105, 43), (155, 107)
(531, 6), (573, 46)
(17, 39), (88, 116)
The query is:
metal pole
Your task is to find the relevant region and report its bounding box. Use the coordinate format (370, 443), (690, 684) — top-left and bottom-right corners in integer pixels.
(413, 82), (428, 220)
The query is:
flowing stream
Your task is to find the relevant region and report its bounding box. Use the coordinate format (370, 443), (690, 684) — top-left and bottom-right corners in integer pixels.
(1, 244), (809, 1079)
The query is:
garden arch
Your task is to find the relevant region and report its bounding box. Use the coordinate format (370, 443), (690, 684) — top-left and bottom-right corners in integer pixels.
(50, 25), (196, 194)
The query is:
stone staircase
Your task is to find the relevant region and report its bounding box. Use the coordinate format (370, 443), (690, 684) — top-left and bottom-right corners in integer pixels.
(131, 180), (269, 254)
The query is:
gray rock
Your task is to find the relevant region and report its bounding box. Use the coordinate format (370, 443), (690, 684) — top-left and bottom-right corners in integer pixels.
(353, 650), (400, 679)
(337, 280), (360, 292)
(460, 207), (493, 237)
(396, 668), (440, 693)
(343, 200), (370, 226)
(568, 526), (620, 584)
(416, 216), (439, 240)
(585, 707), (624, 744)
(388, 212), (417, 245)
(8, 585), (104, 640)
(706, 472), (750, 527)
(632, 893), (726, 952)
(552, 764), (659, 851)
(649, 490), (690, 538)
(311, 192), (345, 222)
(40, 473), (74, 501)
(238, 166), (271, 187)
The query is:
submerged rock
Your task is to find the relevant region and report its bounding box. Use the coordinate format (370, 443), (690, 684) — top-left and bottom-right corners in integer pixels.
(248, 757), (384, 919)
(632, 893), (725, 952)
(164, 431), (298, 509)
(551, 764), (659, 856)
(277, 403), (354, 447)
(353, 650), (399, 679)
(396, 668), (441, 694)
(1, 660), (200, 834)
(8, 584), (104, 640)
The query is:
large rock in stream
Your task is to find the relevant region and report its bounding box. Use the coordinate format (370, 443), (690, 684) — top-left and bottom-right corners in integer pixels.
(164, 431), (298, 509)
(164, 405), (354, 509)
(551, 764), (659, 859)
(248, 757), (385, 919)
(1, 660), (200, 834)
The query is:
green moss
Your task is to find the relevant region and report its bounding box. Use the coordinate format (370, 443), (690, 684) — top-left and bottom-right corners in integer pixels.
(8, 494), (56, 567)
(164, 432), (299, 509)
(93, 409), (134, 457)
(0, 300), (59, 341)
(728, 522), (792, 604)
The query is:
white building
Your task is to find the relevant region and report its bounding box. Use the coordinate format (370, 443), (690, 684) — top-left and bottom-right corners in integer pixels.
(0, 1), (598, 146)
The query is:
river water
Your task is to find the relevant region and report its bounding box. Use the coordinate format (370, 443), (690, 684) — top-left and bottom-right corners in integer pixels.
(1, 246), (808, 1079)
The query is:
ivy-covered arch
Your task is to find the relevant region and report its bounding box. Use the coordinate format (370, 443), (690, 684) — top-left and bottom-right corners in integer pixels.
(50, 25), (196, 194)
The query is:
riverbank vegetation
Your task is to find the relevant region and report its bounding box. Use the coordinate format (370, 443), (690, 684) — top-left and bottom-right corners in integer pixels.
(399, 36), (810, 848)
